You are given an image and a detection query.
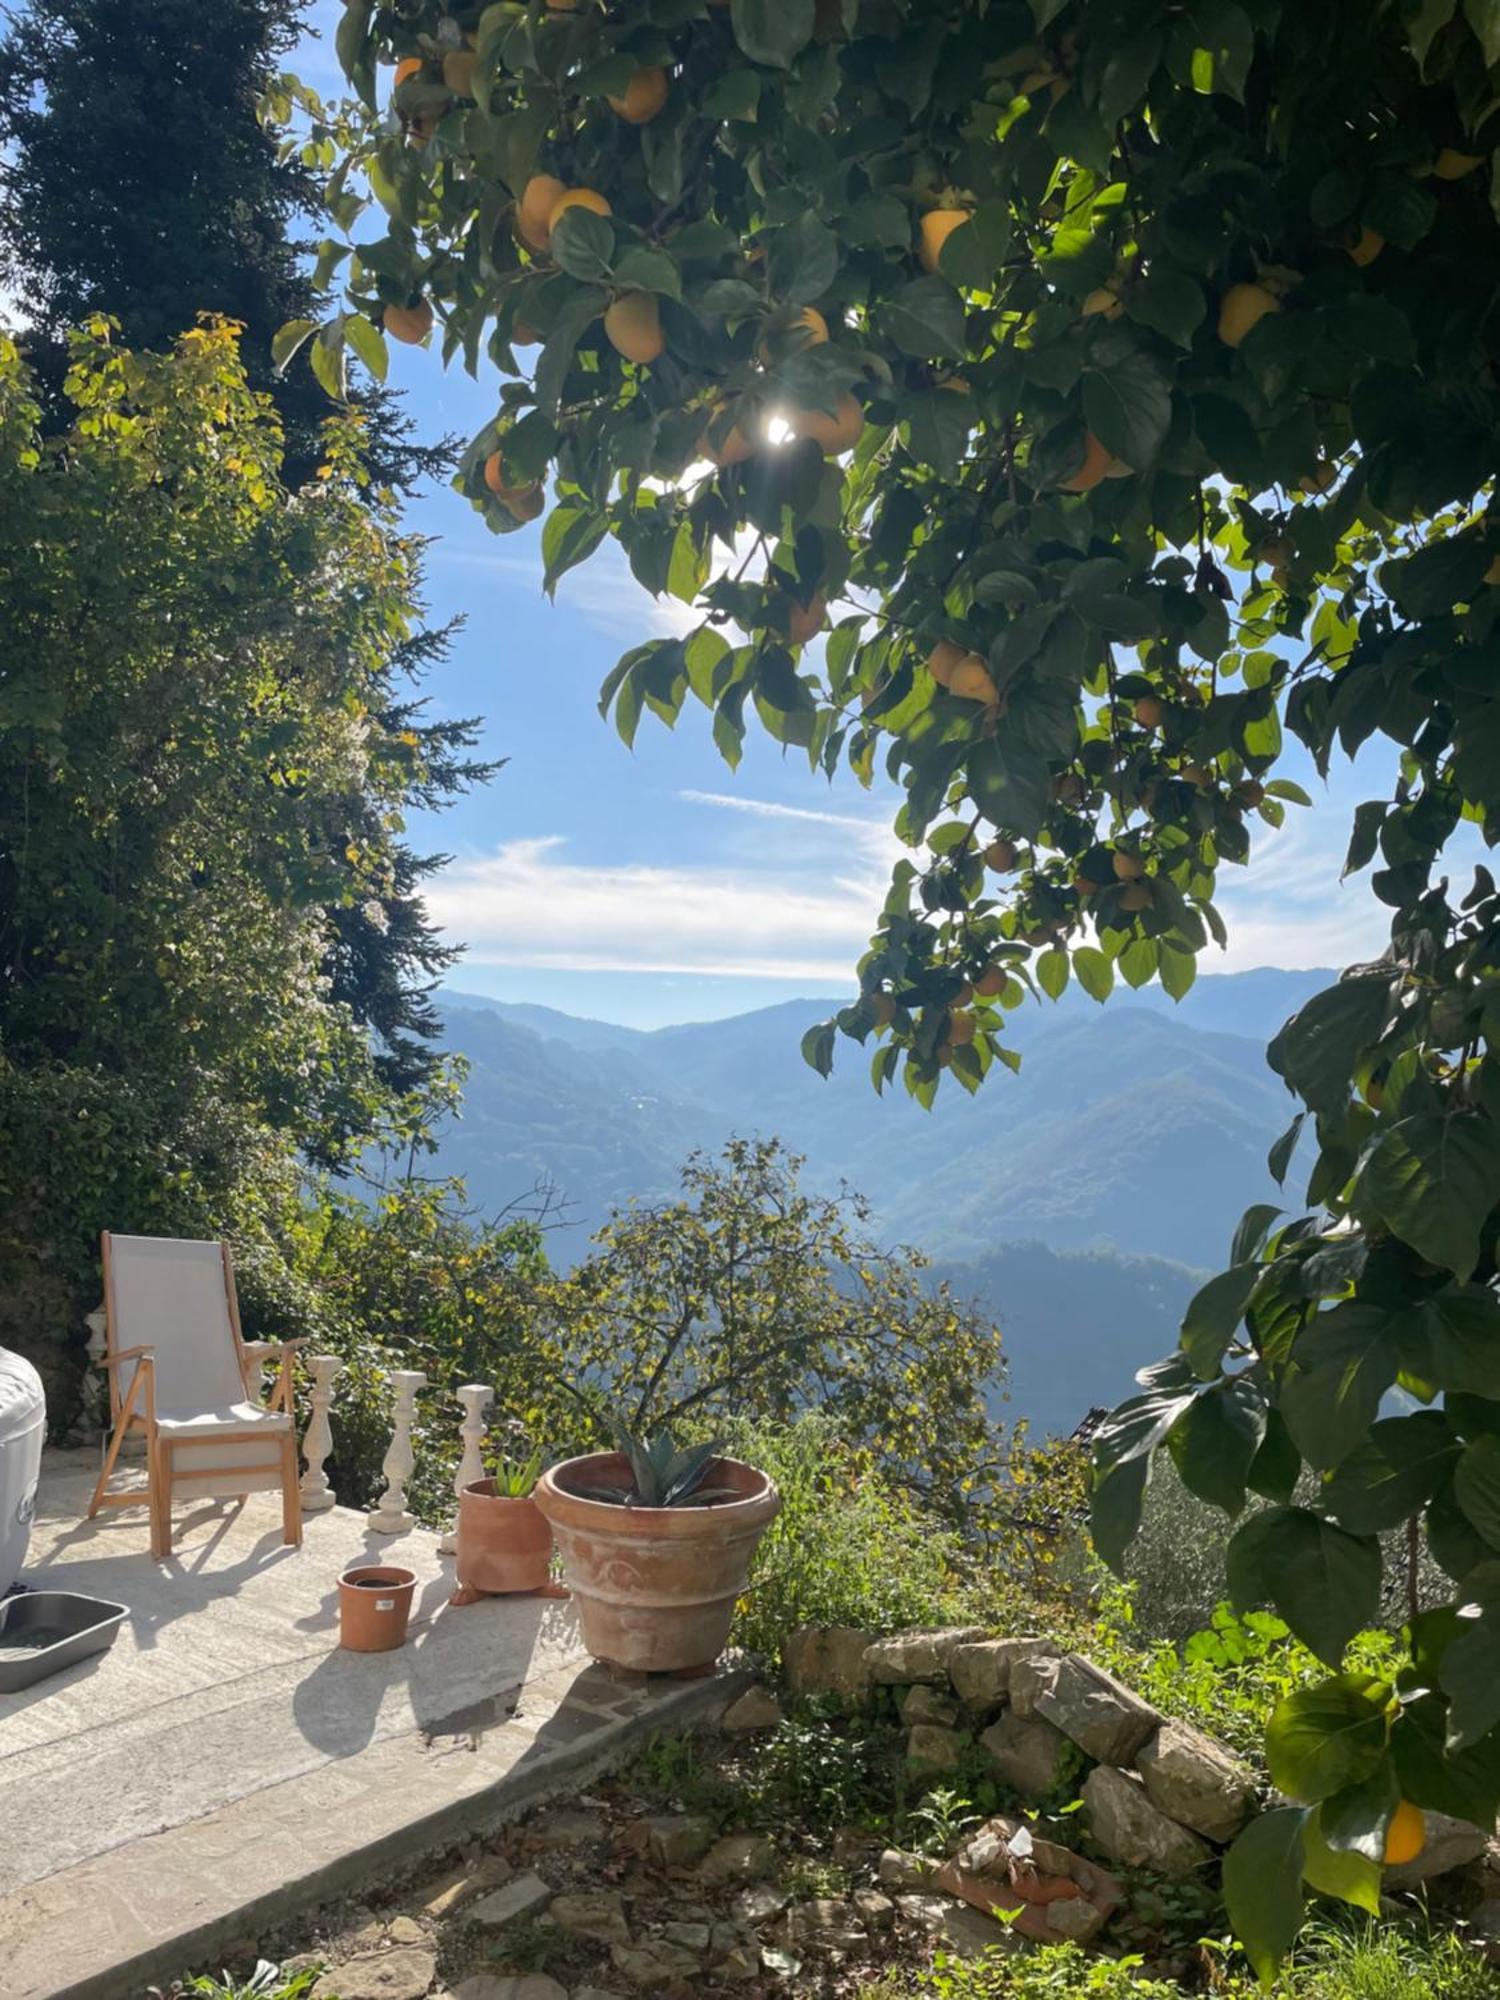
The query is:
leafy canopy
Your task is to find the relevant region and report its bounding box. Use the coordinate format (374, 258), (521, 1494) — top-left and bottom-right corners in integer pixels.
(290, 0), (1500, 1968)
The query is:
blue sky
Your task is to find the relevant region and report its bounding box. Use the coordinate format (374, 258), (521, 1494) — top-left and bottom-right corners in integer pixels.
(298, 8), (1407, 1031)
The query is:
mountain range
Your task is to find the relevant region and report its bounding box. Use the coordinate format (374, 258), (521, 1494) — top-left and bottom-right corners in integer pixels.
(426, 967), (1332, 1437)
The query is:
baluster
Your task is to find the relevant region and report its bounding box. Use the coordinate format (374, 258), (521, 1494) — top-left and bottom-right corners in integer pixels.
(369, 1369), (427, 1533)
(299, 1354), (343, 1515)
(439, 1383), (494, 1555)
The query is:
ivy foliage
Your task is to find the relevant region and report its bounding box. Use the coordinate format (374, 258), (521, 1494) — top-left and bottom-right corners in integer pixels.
(289, 0), (1500, 1970)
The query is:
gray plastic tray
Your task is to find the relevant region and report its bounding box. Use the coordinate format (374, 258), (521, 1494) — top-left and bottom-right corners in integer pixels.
(0, 1589), (128, 1693)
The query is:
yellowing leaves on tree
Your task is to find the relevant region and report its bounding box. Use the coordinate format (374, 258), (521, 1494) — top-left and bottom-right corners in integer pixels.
(918, 206), (971, 273)
(383, 299), (433, 344)
(604, 292), (664, 364)
(393, 56), (422, 86)
(608, 66), (670, 124)
(1081, 284), (1123, 319)
(1218, 281), (1280, 347)
(517, 174), (567, 251)
(791, 392), (864, 455)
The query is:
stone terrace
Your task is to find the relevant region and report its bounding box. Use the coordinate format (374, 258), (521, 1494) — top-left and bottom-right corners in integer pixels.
(0, 1453), (743, 2000)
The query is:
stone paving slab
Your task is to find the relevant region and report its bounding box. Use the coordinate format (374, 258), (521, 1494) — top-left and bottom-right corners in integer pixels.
(0, 1454), (745, 2000)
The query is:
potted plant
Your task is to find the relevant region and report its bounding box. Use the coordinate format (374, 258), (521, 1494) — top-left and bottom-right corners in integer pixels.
(534, 1422), (780, 1673)
(452, 1440), (554, 1603)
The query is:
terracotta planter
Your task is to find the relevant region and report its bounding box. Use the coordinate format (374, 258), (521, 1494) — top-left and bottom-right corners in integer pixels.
(534, 1452), (780, 1673)
(455, 1478), (553, 1596)
(338, 1564), (417, 1652)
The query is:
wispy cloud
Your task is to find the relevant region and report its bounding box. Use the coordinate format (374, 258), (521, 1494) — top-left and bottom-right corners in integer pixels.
(427, 829), (885, 981)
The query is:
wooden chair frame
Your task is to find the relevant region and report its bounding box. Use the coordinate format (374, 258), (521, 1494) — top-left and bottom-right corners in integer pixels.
(87, 1233), (308, 1559)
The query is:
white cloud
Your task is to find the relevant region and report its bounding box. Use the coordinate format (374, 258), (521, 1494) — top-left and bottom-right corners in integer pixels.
(427, 828), (887, 981)
(1212, 789), (1393, 971)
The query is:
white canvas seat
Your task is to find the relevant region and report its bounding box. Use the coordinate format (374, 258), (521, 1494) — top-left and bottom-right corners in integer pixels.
(88, 1232), (306, 1558)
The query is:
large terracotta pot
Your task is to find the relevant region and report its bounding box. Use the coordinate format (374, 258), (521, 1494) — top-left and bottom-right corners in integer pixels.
(455, 1478), (553, 1595)
(535, 1452), (780, 1673)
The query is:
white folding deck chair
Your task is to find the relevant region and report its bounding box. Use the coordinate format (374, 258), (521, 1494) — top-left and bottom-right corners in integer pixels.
(88, 1232), (306, 1558)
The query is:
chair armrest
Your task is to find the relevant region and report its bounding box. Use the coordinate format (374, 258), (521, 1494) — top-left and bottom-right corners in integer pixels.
(98, 1345), (154, 1370)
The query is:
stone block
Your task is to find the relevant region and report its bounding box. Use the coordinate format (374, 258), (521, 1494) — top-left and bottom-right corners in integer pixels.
(906, 1722), (967, 1776)
(877, 1847), (935, 1890)
(865, 1627), (988, 1685)
(700, 1831), (777, 1881)
(784, 1626), (872, 1698)
(646, 1813), (715, 1868)
(1034, 1653), (1162, 1764)
(1384, 1810), (1490, 1886)
(313, 1948), (437, 2000)
(895, 1894), (1022, 1958)
(1136, 1718), (1254, 1842)
(550, 1890), (631, 1946)
(1082, 1765), (1212, 1876)
(1008, 1648), (1064, 1718)
(980, 1710), (1070, 1798)
(721, 1685), (783, 1733)
(467, 1872), (554, 1928)
(949, 1637), (1059, 1710)
(901, 1683), (960, 1727)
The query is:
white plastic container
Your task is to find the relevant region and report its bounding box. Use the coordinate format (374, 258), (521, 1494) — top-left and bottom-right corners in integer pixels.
(0, 1346), (45, 1597)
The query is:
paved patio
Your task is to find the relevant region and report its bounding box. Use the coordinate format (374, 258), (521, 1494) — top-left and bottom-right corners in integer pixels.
(0, 1452), (742, 2000)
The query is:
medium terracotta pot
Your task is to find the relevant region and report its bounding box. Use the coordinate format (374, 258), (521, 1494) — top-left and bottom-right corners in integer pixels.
(338, 1564), (417, 1652)
(534, 1452), (780, 1673)
(455, 1478), (553, 1595)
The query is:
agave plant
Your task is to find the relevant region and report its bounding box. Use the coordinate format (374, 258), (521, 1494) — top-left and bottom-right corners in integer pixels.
(489, 1441), (544, 1497)
(570, 1418), (734, 1507)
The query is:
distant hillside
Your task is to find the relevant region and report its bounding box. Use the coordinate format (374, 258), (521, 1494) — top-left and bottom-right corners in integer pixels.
(430, 968), (1330, 1434)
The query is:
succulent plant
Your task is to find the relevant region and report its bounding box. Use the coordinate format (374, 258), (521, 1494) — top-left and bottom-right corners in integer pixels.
(570, 1418), (734, 1507)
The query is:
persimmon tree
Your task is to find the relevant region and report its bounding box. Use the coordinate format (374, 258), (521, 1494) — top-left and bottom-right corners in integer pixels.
(285, 0), (1500, 1970)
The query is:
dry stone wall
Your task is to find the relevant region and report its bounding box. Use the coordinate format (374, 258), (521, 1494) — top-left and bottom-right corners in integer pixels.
(789, 1622), (1255, 1936)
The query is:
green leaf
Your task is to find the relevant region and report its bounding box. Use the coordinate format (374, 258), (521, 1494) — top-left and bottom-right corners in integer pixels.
(1440, 1563), (1500, 1747)
(1091, 1454), (1149, 1574)
(1302, 1809), (1383, 1914)
(1093, 1357), (1202, 1475)
(1318, 1759), (1399, 1868)
(801, 1019), (836, 1077)
(1126, 266), (1205, 348)
(1268, 1112), (1306, 1186)
(1166, 0), (1255, 102)
(541, 505), (609, 596)
(1268, 975), (1393, 1117)
(272, 318), (320, 373)
(1227, 1507), (1382, 1665)
(1223, 1807), (1306, 1987)
(1357, 1114), (1500, 1280)
(1391, 1690), (1500, 1824)
(939, 201), (1012, 288)
(1096, 29), (1164, 127)
(344, 314), (389, 384)
(1394, 1288), (1500, 1397)
(1455, 1434), (1500, 1550)
(309, 322), (347, 401)
(768, 213), (839, 303)
(550, 207), (615, 284)
(1082, 342), (1173, 469)
(1281, 1303), (1401, 1472)
(612, 245), (683, 299)
(1409, 0), (1457, 70)
(1324, 1414), (1461, 1535)
(1465, 0), (1500, 66)
(1181, 1263), (1261, 1378)
(1073, 945), (1114, 1002)
(881, 277), (967, 359)
(1158, 940), (1197, 999)
(1169, 1374), (1266, 1514)
(1036, 946), (1069, 999)
(1248, 1409), (1302, 1504)
(1264, 1675), (1392, 1802)
(731, 0), (815, 68)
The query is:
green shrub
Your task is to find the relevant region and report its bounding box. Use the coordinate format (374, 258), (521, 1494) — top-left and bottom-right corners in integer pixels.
(725, 1415), (991, 1661)
(862, 1942), (1227, 2000)
(1286, 1921), (1494, 2000)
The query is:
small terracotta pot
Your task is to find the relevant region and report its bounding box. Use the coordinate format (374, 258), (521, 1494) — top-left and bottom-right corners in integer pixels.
(455, 1478), (553, 1595)
(534, 1453), (780, 1673)
(338, 1564), (417, 1652)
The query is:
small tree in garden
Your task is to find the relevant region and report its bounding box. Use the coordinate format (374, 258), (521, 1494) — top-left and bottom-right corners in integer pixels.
(533, 1138), (1007, 1530)
(290, 0), (1500, 1967)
